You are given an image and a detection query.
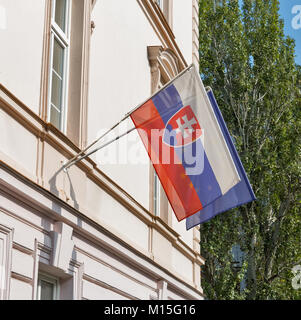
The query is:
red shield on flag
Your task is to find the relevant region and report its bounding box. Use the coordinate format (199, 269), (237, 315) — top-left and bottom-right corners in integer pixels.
(163, 105), (202, 147)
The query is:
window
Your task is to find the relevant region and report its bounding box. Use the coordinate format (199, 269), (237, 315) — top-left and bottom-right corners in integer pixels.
(153, 172), (161, 216)
(48, 0), (71, 131)
(156, 0), (163, 9)
(37, 273), (60, 300)
(152, 151), (169, 222)
(155, 0), (172, 28)
(147, 46), (179, 224)
(0, 226), (13, 300)
(150, 79), (169, 220)
(151, 79), (163, 217)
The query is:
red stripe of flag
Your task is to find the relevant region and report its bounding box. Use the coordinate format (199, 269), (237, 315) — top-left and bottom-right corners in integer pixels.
(131, 99), (203, 221)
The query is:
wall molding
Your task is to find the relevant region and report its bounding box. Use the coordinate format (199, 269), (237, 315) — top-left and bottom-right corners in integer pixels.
(137, 0), (187, 70)
(82, 274), (139, 300)
(192, 0), (199, 69)
(12, 243), (34, 256)
(75, 245), (156, 292)
(39, 0), (52, 121)
(0, 224), (13, 300)
(0, 85), (204, 264)
(10, 272), (33, 285)
(0, 164), (204, 299)
(0, 79), (204, 296)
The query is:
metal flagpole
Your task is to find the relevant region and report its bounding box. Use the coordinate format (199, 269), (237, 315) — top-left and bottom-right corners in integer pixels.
(62, 115), (129, 171)
(62, 63), (194, 171)
(63, 126), (137, 171)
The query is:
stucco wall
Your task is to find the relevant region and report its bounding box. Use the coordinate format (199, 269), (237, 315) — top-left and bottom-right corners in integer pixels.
(0, 0), (203, 299)
(0, 166), (203, 299)
(173, 0), (193, 65)
(88, 0), (167, 209)
(0, 0), (45, 114)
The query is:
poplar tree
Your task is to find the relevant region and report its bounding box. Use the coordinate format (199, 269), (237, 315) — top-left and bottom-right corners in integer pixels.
(198, 0), (301, 299)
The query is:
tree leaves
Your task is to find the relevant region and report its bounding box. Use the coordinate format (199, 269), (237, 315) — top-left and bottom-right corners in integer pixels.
(199, 0), (301, 300)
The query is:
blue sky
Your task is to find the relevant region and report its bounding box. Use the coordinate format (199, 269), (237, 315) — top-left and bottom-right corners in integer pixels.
(238, 0), (301, 65)
(279, 0), (301, 65)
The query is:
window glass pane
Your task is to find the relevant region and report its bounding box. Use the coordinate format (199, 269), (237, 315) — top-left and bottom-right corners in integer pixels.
(156, 0), (163, 9)
(53, 39), (64, 77)
(51, 71), (63, 109)
(55, 0), (67, 32)
(40, 280), (54, 300)
(50, 105), (61, 129)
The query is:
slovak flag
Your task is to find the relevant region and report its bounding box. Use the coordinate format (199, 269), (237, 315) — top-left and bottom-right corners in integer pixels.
(130, 64), (241, 221)
(186, 89), (256, 229)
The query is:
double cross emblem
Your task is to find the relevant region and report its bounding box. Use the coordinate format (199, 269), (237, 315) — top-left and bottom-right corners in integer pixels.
(163, 105), (202, 147)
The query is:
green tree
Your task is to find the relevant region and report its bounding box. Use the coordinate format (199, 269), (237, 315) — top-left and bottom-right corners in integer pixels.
(198, 0), (301, 299)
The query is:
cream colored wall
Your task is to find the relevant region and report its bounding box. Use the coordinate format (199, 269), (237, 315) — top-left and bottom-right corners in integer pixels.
(88, 0), (196, 252)
(172, 212), (193, 248)
(88, 0), (165, 209)
(0, 0), (203, 298)
(172, 0), (193, 65)
(0, 0), (45, 114)
(0, 168), (204, 299)
(0, 108), (37, 177)
(0, 82), (203, 295)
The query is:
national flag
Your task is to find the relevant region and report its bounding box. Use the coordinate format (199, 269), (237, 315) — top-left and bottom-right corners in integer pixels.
(186, 89), (256, 229)
(130, 64), (240, 221)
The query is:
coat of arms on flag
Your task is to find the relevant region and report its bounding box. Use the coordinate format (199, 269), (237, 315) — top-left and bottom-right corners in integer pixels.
(130, 64), (242, 221)
(163, 105), (202, 148)
(62, 63), (255, 226)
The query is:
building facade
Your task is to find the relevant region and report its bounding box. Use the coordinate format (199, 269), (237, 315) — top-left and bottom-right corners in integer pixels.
(0, 0), (204, 300)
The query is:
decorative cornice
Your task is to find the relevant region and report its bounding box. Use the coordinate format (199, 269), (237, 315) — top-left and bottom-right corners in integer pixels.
(12, 243), (34, 256)
(137, 0), (187, 70)
(147, 46), (162, 92)
(82, 274), (139, 300)
(11, 272), (33, 285)
(147, 45), (181, 90)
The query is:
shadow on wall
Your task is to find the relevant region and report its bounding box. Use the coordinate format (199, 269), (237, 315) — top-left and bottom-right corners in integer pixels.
(48, 167), (80, 216)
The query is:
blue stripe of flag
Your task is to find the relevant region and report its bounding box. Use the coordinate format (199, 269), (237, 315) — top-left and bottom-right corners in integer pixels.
(186, 90), (256, 229)
(152, 84), (222, 209)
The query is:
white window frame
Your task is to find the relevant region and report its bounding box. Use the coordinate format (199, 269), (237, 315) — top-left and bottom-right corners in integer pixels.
(152, 79), (165, 217)
(155, 0), (172, 27)
(156, 0), (164, 9)
(153, 171), (161, 216)
(37, 273), (60, 300)
(48, 0), (72, 133)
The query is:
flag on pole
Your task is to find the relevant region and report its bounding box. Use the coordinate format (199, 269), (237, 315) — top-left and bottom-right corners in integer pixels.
(130, 64), (241, 221)
(131, 65), (240, 221)
(186, 89), (256, 229)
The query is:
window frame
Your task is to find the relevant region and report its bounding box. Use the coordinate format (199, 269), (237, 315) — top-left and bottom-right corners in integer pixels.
(156, 0), (162, 8)
(153, 171), (161, 216)
(155, 0), (172, 28)
(152, 79), (164, 216)
(47, 0), (71, 132)
(37, 272), (60, 300)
